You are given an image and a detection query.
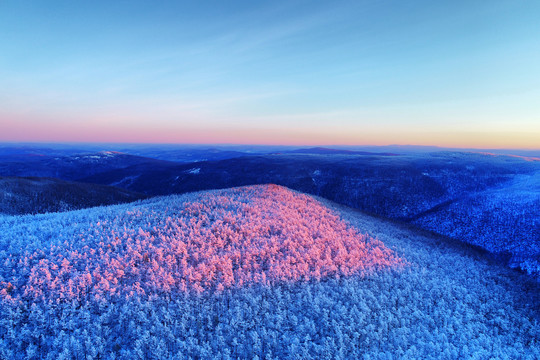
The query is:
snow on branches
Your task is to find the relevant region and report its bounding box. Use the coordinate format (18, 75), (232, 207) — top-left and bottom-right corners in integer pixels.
(0, 185), (403, 302)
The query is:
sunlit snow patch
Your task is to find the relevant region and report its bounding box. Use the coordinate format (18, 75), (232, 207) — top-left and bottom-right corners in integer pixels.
(185, 167), (201, 174)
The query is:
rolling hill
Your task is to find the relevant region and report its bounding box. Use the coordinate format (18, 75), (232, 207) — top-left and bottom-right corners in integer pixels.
(1, 149), (538, 275)
(77, 152), (540, 275)
(282, 146), (399, 156)
(0, 151), (179, 181)
(79, 152), (538, 219)
(0, 176), (147, 215)
(412, 170), (540, 274)
(0, 185), (537, 358)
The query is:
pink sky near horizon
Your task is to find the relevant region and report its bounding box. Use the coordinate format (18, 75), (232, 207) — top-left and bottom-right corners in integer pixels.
(1, 114), (538, 149)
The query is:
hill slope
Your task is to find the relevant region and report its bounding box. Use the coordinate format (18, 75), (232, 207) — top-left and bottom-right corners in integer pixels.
(0, 176), (147, 215)
(80, 152), (538, 220)
(0, 185), (538, 358)
(413, 170), (540, 274)
(0, 184), (400, 300)
(282, 147), (399, 156)
(0, 151), (178, 181)
(79, 152), (540, 275)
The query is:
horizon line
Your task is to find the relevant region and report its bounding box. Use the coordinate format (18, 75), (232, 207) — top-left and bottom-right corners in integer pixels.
(0, 140), (539, 152)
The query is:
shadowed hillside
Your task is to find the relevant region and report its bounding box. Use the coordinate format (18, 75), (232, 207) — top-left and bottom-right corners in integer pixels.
(0, 177), (146, 215)
(0, 151), (179, 181)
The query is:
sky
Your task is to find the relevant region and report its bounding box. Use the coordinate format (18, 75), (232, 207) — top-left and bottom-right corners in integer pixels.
(1, 0), (539, 148)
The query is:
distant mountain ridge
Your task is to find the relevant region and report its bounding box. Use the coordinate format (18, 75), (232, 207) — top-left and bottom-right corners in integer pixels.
(0, 151), (178, 181)
(283, 147), (399, 156)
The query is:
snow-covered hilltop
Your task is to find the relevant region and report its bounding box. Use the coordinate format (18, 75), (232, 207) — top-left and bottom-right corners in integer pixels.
(0, 185), (401, 301)
(0, 185), (538, 359)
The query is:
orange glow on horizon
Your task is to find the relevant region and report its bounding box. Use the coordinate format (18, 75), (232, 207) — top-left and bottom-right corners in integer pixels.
(0, 113), (538, 149)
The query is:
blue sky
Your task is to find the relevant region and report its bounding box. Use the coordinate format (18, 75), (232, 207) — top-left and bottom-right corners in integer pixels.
(1, 0), (539, 147)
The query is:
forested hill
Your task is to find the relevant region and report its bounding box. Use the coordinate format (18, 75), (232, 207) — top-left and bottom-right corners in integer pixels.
(0, 151), (178, 181)
(1, 150), (538, 275)
(81, 152), (538, 220)
(79, 152), (540, 275)
(0, 176), (146, 215)
(0, 185), (537, 358)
